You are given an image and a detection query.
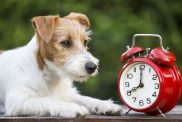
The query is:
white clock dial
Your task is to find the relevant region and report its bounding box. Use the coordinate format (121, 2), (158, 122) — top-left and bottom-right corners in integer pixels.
(120, 62), (160, 109)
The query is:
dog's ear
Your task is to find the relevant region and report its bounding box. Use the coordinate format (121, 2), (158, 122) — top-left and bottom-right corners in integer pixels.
(64, 12), (90, 29)
(31, 15), (59, 43)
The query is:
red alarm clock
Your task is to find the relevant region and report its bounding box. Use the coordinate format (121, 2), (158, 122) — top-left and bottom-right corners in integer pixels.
(118, 34), (182, 116)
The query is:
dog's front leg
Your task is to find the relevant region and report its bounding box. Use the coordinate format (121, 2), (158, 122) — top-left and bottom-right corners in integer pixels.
(71, 94), (122, 115)
(5, 94), (89, 117)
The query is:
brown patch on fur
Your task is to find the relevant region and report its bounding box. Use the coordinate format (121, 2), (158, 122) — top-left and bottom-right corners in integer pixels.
(32, 16), (59, 69)
(32, 15), (59, 43)
(32, 13), (91, 70)
(64, 12), (90, 29)
(36, 37), (45, 70)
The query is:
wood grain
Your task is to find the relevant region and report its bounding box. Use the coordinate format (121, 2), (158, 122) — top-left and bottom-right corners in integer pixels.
(0, 105), (181, 122)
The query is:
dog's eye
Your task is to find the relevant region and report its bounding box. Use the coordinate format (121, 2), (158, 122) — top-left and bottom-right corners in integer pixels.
(60, 40), (72, 48)
(84, 40), (88, 47)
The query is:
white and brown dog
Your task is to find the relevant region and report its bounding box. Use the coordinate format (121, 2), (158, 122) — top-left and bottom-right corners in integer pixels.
(0, 12), (122, 117)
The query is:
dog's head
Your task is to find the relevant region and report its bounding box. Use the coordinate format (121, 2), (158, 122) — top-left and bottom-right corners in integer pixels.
(32, 13), (99, 82)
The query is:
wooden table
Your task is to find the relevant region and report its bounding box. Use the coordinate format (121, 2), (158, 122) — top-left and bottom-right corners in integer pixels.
(0, 105), (181, 122)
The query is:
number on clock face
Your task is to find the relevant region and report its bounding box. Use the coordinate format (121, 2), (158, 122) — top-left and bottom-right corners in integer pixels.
(120, 62), (160, 109)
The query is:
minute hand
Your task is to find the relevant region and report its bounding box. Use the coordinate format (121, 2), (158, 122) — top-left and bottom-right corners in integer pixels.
(138, 67), (144, 88)
(128, 67), (144, 94)
(129, 68), (144, 94)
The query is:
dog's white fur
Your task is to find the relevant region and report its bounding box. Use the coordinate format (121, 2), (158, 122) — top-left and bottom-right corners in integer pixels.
(0, 13), (122, 117)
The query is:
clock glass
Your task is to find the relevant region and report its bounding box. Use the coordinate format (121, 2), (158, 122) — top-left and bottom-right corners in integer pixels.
(119, 62), (160, 109)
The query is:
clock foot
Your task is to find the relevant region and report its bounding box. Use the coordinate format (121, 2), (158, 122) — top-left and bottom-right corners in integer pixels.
(125, 108), (132, 115)
(145, 107), (166, 118)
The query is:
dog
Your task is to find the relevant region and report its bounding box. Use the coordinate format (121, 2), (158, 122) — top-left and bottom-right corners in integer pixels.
(0, 12), (122, 117)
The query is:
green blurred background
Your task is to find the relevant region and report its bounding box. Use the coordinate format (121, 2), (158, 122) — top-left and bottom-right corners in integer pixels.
(0, 0), (182, 104)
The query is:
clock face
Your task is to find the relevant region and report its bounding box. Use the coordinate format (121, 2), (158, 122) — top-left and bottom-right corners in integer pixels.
(119, 62), (160, 109)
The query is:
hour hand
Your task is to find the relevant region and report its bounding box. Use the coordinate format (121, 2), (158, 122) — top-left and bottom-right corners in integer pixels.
(128, 86), (137, 93)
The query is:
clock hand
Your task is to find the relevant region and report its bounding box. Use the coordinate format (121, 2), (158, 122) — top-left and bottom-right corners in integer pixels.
(138, 67), (144, 88)
(128, 86), (137, 94)
(128, 84), (144, 96)
(128, 67), (145, 94)
(128, 68), (144, 94)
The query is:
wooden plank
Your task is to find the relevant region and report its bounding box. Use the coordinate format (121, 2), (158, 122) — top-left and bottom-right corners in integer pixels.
(0, 105), (181, 122)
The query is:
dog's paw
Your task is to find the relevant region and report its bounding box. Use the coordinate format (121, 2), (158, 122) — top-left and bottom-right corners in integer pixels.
(50, 103), (89, 117)
(93, 100), (122, 116)
(73, 105), (90, 117)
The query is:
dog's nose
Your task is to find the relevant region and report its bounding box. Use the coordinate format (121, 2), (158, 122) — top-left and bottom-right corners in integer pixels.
(85, 62), (97, 74)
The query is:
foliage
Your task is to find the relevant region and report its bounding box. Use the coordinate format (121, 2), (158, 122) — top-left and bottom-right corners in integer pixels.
(0, 0), (182, 103)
